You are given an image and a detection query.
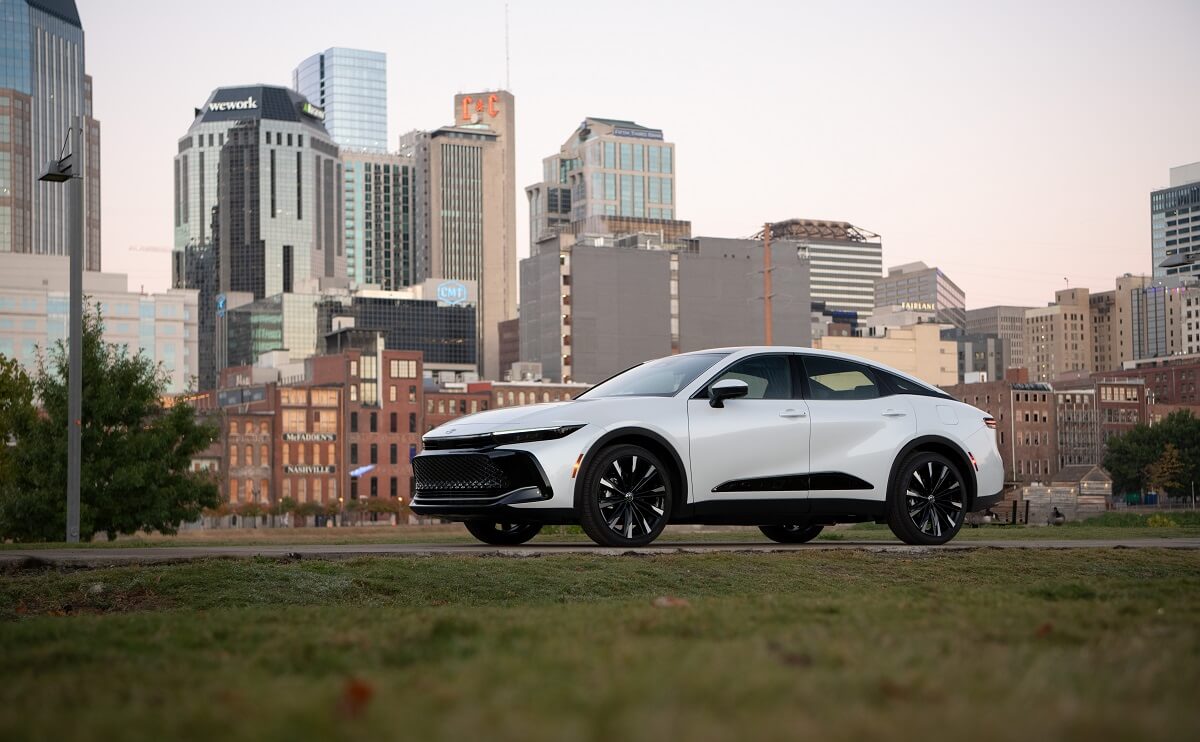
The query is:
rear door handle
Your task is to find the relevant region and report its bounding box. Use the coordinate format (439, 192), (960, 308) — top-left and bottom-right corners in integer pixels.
(780, 409), (807, 418)
(882, 409), (908, 418)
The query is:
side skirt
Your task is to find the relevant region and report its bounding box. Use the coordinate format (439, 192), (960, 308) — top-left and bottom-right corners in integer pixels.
(674, 498), (886, 526)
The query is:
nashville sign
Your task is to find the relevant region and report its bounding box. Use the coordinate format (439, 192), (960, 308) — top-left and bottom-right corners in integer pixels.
(284, 465), (335, 475)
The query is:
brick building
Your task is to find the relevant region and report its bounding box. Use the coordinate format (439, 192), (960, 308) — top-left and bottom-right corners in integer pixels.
(943, 371), (1057, 484)
(1096, 358), (1200, 406)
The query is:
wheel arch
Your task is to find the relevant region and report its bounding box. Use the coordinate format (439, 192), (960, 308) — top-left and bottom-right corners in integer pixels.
(886, 435), (978, 509)
(572, 427), (689, 512)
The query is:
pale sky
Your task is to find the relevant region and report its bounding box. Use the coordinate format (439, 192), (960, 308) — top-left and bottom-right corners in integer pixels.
(85, 0), (1200, 308)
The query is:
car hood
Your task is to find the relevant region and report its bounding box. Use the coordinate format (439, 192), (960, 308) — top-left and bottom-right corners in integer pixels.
(422, 396), (666, 439)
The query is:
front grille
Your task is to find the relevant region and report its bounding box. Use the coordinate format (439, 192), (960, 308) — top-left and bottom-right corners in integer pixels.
(413, 454), (505, 495)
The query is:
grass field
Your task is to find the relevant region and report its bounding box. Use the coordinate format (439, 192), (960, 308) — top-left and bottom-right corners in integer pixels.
(2, 549), (1198, 742)
(4, 512), (1200, 550)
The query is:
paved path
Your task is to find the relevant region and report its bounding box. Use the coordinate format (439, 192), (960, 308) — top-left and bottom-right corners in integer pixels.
(2, 538), (1198, 567)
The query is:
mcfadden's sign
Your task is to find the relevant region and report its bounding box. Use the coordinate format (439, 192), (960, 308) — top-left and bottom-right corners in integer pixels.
(208, 96), (258, 113)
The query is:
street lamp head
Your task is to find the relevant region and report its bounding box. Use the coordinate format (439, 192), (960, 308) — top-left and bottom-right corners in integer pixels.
(39, 155), (75, 183)
(1159, 252), (1198, 269)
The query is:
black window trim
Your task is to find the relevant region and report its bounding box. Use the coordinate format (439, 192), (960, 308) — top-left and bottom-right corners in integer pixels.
(690, 351), (801, 402)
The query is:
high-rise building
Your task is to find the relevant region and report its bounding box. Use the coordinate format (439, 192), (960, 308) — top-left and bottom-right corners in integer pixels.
(1024, 288), (1092, 382)
(401, 90), (517, 380)
(873, 261), (966, 330)
(521, 234), (810, 383)
(526, 117), (677, 250)
(0, 253), (198, 392)
(1090, 274), (1199, 372)
(0, 0), (101, 269)
(951, 333), (1010, 384)
(966, 305), (1030, 370)
(342, 152), (417, 289)
(765, 220), (882, 317)
(172, 84), (346, 389)
(292, 48), (387, 153)
(1151, 162), (1200, 281)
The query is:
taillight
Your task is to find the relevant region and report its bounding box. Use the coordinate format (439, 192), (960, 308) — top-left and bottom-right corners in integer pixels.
(983, 416), (996, 430)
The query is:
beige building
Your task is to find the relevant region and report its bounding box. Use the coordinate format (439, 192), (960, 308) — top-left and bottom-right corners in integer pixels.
(1090, 274), (1199, 373)
(401, 90), (516, 380)
(813, 323), (957, 387)
(1024, 288), (1092, 382)
(966, 305), (1030, 370)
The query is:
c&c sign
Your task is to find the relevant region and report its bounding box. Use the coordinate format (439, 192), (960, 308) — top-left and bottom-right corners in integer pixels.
(461, 94), (500, 122)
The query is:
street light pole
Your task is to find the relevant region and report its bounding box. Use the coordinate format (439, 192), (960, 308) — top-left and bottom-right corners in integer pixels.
(40, 117), (83, 543)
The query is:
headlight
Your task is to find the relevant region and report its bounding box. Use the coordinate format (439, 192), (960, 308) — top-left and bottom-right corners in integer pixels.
(423, 424), (585, 450)
(491, 425), (586, 445)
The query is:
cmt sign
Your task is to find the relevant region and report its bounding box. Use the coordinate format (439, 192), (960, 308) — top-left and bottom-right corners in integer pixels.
(437, 281), (469, 306)
(460, 94), (500, 122)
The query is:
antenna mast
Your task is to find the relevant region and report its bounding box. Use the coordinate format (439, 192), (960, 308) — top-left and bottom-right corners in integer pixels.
(505, 2), (511, 90)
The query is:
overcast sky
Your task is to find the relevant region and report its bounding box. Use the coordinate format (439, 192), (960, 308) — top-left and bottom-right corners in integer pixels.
(85, 0), (1200, 308)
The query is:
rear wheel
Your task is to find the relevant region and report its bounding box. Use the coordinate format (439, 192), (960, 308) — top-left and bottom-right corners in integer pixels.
(578, 444), (673, 547)
(887, 452), (966, 545)
(759, 524), (824, 544)
(464, 521), (542, 546)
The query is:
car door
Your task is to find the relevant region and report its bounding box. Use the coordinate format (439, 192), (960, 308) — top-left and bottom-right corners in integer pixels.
(686, 353), (811, 506)
(799, 355), (916, 504)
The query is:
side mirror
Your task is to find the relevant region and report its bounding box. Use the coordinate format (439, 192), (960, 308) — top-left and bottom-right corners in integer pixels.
(709, 379), (749, 408)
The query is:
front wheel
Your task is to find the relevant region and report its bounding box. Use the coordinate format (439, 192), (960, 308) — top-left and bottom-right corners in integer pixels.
(759, 524), (824, 544)
(578, 444), (673, 547)
(887, 452), (966, 545)
(464, 521), (542, 545)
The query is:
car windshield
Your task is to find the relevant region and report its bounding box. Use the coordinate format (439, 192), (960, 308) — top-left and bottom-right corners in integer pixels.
(579, 353), (729, 399)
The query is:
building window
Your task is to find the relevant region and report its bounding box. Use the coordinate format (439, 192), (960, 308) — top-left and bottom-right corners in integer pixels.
(390, 477), (398, 498)
(350, 444), (358, 465)
(371, 477), (378, 498)
(409, 412), (417, 433)
(390, 444), (398, 465)
(350, 412), (358, 433)
(229, 446), (239, 467)
(409, 385), (416, 403)
(390, 412), (398, 433)
(370, 444), (377, 464)
(369, 412), (377, 433)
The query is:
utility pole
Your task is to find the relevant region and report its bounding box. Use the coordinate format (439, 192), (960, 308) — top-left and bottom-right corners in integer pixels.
(762, 222), (774, 345)
(67, 116), (82, 543)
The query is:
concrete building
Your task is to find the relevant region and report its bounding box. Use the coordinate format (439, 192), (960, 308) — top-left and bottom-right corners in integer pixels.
(952, 333), (1011, 384)
(400, 90), (517, 380)
(0, 0), (101, 269)
(873, 261), (966, 330)
(1152, 162), (1200, 281)
(1024, 288), (1092, 382)
(966, 305), (1030, 370)
(292, 48), (387, 153)
(520, 235), (811, 383)
(766, 219), (882, 317)
(1090, 274), (1199, 372)
(863, 304), (937, 337)
(813, 322), (956, 387)
(526, 117), (677, 249)
(0, 253), (198, 392)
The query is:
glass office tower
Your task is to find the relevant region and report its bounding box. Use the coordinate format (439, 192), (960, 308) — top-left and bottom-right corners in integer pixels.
(0, 0), (101, 268)
(292, 48), (387, 153)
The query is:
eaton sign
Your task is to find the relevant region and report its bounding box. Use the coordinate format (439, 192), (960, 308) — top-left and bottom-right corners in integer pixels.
(437, 281), (469, 306)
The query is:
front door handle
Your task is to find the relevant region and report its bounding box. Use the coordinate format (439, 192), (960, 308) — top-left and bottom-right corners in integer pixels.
(779, 409), (808, 418)
(882, 409), (908, 418)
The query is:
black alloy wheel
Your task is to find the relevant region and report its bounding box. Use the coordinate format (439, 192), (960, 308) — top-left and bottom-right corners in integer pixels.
(578, 444), (673, 547)
(759, 524), (824, 544)
(887, 452), (966, 545)
(464, 521), (543, 546)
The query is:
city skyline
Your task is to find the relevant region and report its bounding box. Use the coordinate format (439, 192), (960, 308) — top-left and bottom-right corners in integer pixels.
(80, 0), (1200, 307)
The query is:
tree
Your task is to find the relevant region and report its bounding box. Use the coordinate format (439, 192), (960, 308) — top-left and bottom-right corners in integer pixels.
(0, 355), (36, 486)
(1105, 411), (1200, 497)
(1146, 443), (1184, 499)
(0, 303), (220, 542)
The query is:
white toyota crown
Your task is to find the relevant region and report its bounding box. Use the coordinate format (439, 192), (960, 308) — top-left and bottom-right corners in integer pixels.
(411, 348), (1004, 547)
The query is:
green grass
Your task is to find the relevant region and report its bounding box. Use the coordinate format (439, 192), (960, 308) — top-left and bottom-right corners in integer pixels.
(1, 549), (1198, 742)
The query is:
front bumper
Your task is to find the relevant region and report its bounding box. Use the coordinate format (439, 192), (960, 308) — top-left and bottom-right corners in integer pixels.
(409, 448), (575, 523)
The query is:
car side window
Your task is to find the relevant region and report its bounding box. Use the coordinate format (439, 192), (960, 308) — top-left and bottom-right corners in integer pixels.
(802, 356), (880, 401)
(708, 355), (792, 400)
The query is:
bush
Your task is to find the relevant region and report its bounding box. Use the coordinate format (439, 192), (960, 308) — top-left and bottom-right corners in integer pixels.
(1146, 514), (1179, 528)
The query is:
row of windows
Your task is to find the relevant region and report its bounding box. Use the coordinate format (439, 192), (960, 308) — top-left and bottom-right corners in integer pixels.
(348, 442), (417, 466)
(350, 411), (418, 434)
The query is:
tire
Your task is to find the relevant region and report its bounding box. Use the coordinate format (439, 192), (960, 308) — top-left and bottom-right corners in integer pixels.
(578, 444), (673, 547)
(464, 521), (543, 546)
(887, 451), (966, 545)
(759, 524), (824, 544)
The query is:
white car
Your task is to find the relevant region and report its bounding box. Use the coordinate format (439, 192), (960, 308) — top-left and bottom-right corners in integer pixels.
(411, 348), (1004, 547)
